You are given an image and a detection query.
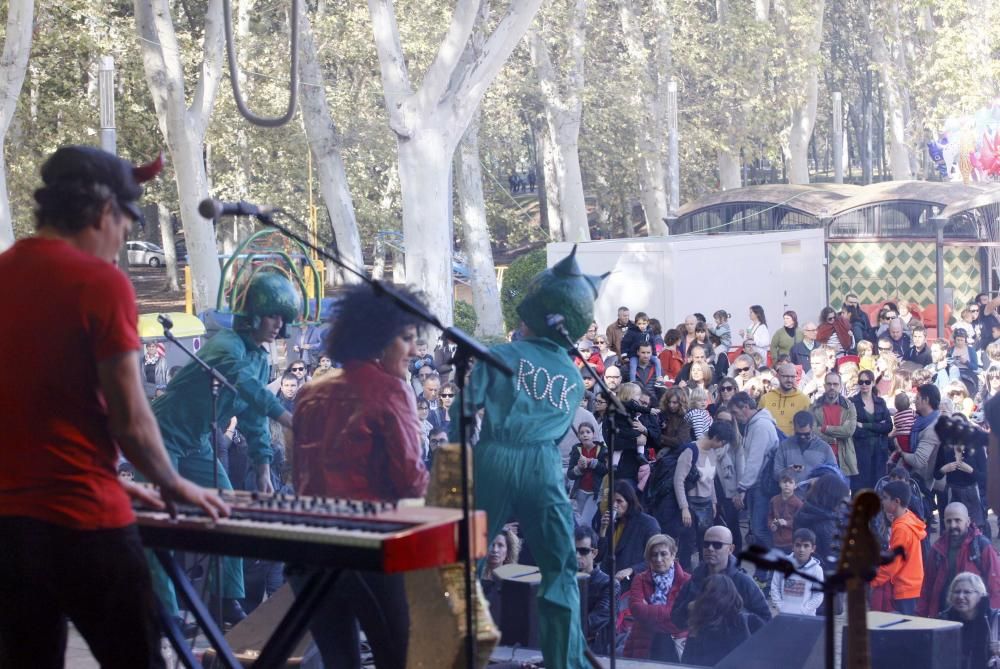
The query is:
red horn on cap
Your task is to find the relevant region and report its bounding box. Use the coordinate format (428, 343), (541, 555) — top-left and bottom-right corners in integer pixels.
(133, 152), (164, 184)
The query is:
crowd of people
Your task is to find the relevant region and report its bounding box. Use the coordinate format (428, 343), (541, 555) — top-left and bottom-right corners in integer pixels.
(472, 299), (1000, 666)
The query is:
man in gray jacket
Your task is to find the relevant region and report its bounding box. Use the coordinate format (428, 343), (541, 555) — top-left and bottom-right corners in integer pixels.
(900, 384), (942, 494)
(731, 392), (779, 551)
(773, 411), (837, 485)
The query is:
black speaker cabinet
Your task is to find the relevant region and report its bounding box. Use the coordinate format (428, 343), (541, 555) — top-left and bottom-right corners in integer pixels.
(717, 614), (825, 669)
(493, 564), (589, 648)
(861, 611), (961, 669)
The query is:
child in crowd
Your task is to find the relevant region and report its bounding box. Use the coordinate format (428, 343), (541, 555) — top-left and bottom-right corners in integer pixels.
(685, 387), (713, 439)
(888, 393), (916, 467)
(567, 423), (608, 526)
(408, 339), (435, 377)
(857, 340), (876, 372)
(769, 528), (824, 615)
(769, 468), (804, 552)
(710, 309), (732, 350)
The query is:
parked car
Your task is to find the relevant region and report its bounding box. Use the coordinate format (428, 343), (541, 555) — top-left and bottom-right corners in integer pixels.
(127, 241), (167, 267)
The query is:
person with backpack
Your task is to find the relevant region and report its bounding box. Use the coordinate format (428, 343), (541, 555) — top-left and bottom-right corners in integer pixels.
(673, 422), (735, 570)
(919, 502), (1000, 618)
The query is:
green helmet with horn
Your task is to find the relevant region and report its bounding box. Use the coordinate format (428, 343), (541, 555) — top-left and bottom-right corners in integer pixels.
(516, 245), (605, 343)
(233, 271), (301, 338)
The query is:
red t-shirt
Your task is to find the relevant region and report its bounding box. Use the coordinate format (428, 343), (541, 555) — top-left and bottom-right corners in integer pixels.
(0, 238), (139, 529)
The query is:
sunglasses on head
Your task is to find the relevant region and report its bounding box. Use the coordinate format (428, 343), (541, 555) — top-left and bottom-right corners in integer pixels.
(576, 546), (595, 556)
(703, 540), (727, 550)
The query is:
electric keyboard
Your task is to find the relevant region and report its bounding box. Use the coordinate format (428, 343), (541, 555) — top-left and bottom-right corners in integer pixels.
(134, 488), (487, 572)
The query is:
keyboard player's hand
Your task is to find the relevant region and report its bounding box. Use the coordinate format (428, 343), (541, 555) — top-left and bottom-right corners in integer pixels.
(121, 479), (166, 510)
(164, 478), (231, 522)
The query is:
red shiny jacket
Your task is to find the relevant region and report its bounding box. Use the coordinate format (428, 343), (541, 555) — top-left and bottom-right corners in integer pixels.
(292, 360), (428, 501)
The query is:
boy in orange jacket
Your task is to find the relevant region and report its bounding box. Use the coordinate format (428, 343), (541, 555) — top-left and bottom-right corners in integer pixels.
(871, 480), (927, 614)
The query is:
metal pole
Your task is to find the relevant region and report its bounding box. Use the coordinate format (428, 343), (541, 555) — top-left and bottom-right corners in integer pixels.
(667, 79), (680, 215)
(934, 216), (947, 334)
(98, 56), (116, 154)
(832, 92), (843, 184)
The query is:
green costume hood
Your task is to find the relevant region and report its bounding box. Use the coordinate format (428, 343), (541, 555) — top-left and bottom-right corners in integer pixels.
(516, 245), (605, 343)
(233, 271), (301, 338)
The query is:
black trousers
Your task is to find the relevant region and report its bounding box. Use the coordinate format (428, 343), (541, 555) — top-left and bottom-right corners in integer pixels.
(0, 516), (164, 669)
(289, 566), (408, 669)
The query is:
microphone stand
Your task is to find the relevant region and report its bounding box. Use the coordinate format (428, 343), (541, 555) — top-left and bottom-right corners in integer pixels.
(159, 316), (240, 629)
(246, 209), (513, 669)
(555, 326), (629, 669)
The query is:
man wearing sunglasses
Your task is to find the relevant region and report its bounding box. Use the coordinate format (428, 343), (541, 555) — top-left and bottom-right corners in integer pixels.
(670, 525), (771, 631)
(575, 525), (618, 654)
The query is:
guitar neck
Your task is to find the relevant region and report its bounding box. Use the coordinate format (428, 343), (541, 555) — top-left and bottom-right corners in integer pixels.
(845, 584), (871, 669)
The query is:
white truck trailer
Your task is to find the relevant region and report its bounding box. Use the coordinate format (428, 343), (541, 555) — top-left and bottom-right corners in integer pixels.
(547, 229), (828, 335)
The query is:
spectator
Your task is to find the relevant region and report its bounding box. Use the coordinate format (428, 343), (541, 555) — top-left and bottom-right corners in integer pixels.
(681, 574), (764, 667)
(568, 424), (608, 526)
(959, 305), (980, 348)
(851, 368), (892, 491)
(410, 363), (436, 398)
(427, 429), (448, 469)
(679, 315), (699, 360)
(886, 318), (912, 359)
(799, 346), (832, 401)
(684, 387), (713, 439)
(609, 383), (656, 487)
(951, 328), (979, 373)
(598, 480), (660, 584)
(715, 378), (738, 414)
(794, 473), (850, 568)
(738, 305), (770, 354)
(977, 365), (1000, 413)
(871, 480), (927, 614)
(973, 293), (1000, 354)
(648, 318), (666, 354)
(874, 340), (901, 396)
(621, 311), (653, 365)
(624, 534), (691, 662)
(557, 400), (601, 475)
(790, 321), (819, 372)
(857, 340), (876, 372)
(573, 337), (605, 377)
(770, 528), (824, 616)
(927, 338), (961, 391)
(575, 525), (619, 655)
(312, 354), (334, 380)
(839, 360), (860, 397)
(603, 365), (623, 392)
(946, 381), (976, 420)
(889, 392), (916, 456)
(709, 310), (733, 351)
(693, 322), (715, 360)
(675, 344), (711, 385)
(811, 371), (859, 480)
(760, 362), (811, 436)
(671, 525), (771, 632)
(772, 411), (837, 485)
(276, 371), (300, 412)
(770, 310), (803, 361)
(899, 384), (943, 501)
(630, 343), (663, 397)
(938, 572), (1000, 669)
(658, 329), (685, 380)
(674, 422), (734, 569)
(905, 325), (932, 366)
(606, 306), (632, 357)
(712, 409), (744, 555)
(438, 382), (456, 434)
(730, 353), (758, 392)
(595, 334), (619, 370)
(920, 502), (1000, 618)
(730, 392), (779, 554)
(657, 387), (691, 453)
(875, 305), (900, 338)
(415, 398), (433, 460)
(768, 468), (804, 553)
(480, 528), (521, 618)
(934, 428), (988, 532)
(873, 466), (927, 550)
(817, 306), (853, 355)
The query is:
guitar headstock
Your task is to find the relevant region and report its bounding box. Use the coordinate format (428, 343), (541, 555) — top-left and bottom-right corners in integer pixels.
(836, 490), (882, 587)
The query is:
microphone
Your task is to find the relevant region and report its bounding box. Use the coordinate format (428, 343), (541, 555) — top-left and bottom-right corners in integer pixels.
(198, 198), (277, 220)
(546, 313), (571, 339)
(157, 313), (174, 331)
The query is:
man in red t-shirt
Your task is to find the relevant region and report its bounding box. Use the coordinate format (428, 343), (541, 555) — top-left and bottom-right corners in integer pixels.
(0, 146), (228, 669)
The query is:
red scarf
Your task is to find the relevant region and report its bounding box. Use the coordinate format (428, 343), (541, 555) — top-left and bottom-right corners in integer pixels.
(817, 317), (851, 348)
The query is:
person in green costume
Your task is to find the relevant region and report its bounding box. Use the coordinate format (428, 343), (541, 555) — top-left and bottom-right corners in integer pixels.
(452, 246), (604, 668)
(147, 271), (299, 626)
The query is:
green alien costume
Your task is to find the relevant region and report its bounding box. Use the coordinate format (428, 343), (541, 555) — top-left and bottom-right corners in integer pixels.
(147, 272), (300, 618)
(452, 247), (603, 668)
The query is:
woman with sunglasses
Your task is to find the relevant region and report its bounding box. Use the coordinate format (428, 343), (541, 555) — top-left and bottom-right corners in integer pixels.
(728, 354), (757, 392)
(975, 366), (1000, 419)
(594, 335), (619, 370)
(816, 306), (853, 355)
(851, 369), (892, 491)
(950, 328), (980, 373)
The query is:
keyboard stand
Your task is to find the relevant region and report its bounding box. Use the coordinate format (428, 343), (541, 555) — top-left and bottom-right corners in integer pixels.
(154, 549), (340, 669)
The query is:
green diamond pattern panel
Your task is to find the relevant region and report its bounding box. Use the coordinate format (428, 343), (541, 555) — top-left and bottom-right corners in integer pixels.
(828, 242), (981, 308)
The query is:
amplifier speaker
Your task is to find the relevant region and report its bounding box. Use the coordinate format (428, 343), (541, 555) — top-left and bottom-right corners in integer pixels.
(716, 613), (825, 669)
(202, 584), (319, 668)
(494, 565), (589, 648)
(859, 611), (961, 669)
